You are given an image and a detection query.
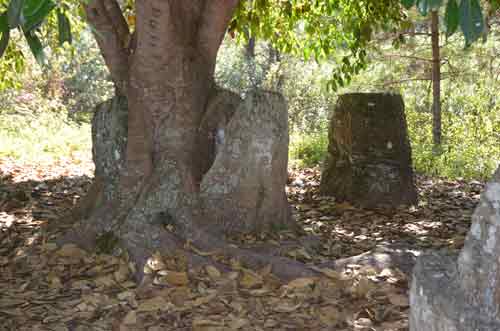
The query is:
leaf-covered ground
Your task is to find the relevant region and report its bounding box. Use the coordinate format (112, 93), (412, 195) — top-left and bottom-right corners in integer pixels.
(0, 157), (482, 331)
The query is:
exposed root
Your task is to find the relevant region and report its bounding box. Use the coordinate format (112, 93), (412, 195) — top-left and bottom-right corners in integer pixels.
(116, 217), (320, 282)
(57, 212), (418, 285)
(55, 199), (128, 252)
(53, 177), (334, 284)
(318, 244), (419, 277)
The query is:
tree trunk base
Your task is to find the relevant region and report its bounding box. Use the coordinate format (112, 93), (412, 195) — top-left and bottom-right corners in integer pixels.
(57, 89), (316, 282)
(58, 207), (319, 282)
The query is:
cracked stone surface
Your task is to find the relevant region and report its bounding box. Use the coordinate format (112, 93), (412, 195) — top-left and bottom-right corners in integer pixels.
(410, 166), (500, 331)
(320, 93), (417, 208)
(200, 91), (292, 234)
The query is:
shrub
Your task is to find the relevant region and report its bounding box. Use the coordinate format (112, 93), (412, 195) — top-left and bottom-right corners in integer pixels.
(289, 131), (329, 168)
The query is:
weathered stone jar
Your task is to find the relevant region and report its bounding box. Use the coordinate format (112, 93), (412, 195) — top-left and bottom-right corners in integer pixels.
(320, 93), (417, 208)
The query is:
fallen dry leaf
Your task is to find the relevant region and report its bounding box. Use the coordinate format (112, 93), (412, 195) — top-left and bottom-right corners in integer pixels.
(239, 269), (263, 289)
(122, 310), (137, 325)
(155, 271), (189, 286)
(137, 296), (170, 312)
(0, 160), (483, 331)
(205, 265), (221, 280)
(318, 306), (344, 327)
(388, 293), (410, 307)
(273, 301), (301, 313)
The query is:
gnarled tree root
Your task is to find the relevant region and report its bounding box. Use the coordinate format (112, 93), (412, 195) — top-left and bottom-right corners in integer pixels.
(57, 215), (321, 282)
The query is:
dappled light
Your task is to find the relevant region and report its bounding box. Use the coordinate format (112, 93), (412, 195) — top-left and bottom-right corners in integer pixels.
(288, 168), (479, 263)
(0, 157), (483, 330)
(0, 0), (499, 329)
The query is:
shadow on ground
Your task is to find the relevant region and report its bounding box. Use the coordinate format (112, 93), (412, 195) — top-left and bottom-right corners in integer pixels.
(286, 167), (481, 275)
(0, 159), (483, 331)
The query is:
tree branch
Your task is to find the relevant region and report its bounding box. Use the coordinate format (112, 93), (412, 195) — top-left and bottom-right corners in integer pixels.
(198, 0), (240, 63)
(381, 54), (433, 62)
(376, 74), (454, 88)
(102, 0), (130, 47)
(84, 0), (130, 94)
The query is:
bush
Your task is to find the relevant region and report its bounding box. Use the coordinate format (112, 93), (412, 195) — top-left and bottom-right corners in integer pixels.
(0, 96), (91, 162)
(407, 86), (499, 180)
(59, 31), (114, 122)
(289, 131), (329, 168)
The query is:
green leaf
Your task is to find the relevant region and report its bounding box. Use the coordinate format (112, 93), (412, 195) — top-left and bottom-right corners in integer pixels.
(444, 0), (459, 36)
(22, 0), (55, 32)
(0, 31), (9, 58)
(459, 0), (484, 46)
(303, 46), (311, 60)
(0, 12), (8, 31)
(490, 0), (500, 13)
(57, 9), (71, 45)
(7, 0), (24, 28)
(428, 0), (443, 10)
(0, 13), (9, 57)
(23, 29), (45, 65)
(23, 0), (49, 17)
(401, 0), (416, 9)
(417, 0), (429, 16)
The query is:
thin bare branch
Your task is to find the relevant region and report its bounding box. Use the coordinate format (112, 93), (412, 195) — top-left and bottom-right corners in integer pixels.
(381, 54), (433, 62)
(376, 74), (455, 88)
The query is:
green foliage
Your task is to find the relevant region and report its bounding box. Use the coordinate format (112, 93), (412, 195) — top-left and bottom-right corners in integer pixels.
(0, 88), (91, 162)
(232, 0), (403, 90)
(57, 8), (72, 46)
(407, 95), (499, 180)
(0, 0), (492, 92)
(215, 38), (273, 94)
(459, 0), (484, 46)
(0, 0), (77, 65)
(280, 58), (334, 133)
(0, 28), (107, 162)
(444, 0), (459, 36)
(0, 0), (496, 183)
(289, 131), (329, 168)
(0, 36), (25, 89)
(401, 0), (485, 46)
(59, 30), (114, 120)
(24, 27), (44, 64)
(283, 20), (499, 178)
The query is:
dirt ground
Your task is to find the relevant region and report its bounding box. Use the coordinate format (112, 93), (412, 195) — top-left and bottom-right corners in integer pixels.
(0, 156), (481, 330)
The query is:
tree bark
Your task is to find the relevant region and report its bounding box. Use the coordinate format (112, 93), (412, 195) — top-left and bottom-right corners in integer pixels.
(430, 10), (442, 152)
(60, 0), (319, 282)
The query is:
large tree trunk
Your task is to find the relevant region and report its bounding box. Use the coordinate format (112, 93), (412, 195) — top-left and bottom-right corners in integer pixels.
(60, 0), (317, 281)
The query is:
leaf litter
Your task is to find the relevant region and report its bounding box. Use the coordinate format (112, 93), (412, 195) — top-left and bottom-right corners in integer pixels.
(0, 159), (482, 330)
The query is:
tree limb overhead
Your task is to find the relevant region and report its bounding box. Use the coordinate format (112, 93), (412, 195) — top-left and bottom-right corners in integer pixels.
(84, 0), (130, 94)
(198, 0), (240, 63)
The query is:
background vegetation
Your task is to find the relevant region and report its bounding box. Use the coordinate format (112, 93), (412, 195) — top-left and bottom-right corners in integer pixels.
(0, 16), (498, 180)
